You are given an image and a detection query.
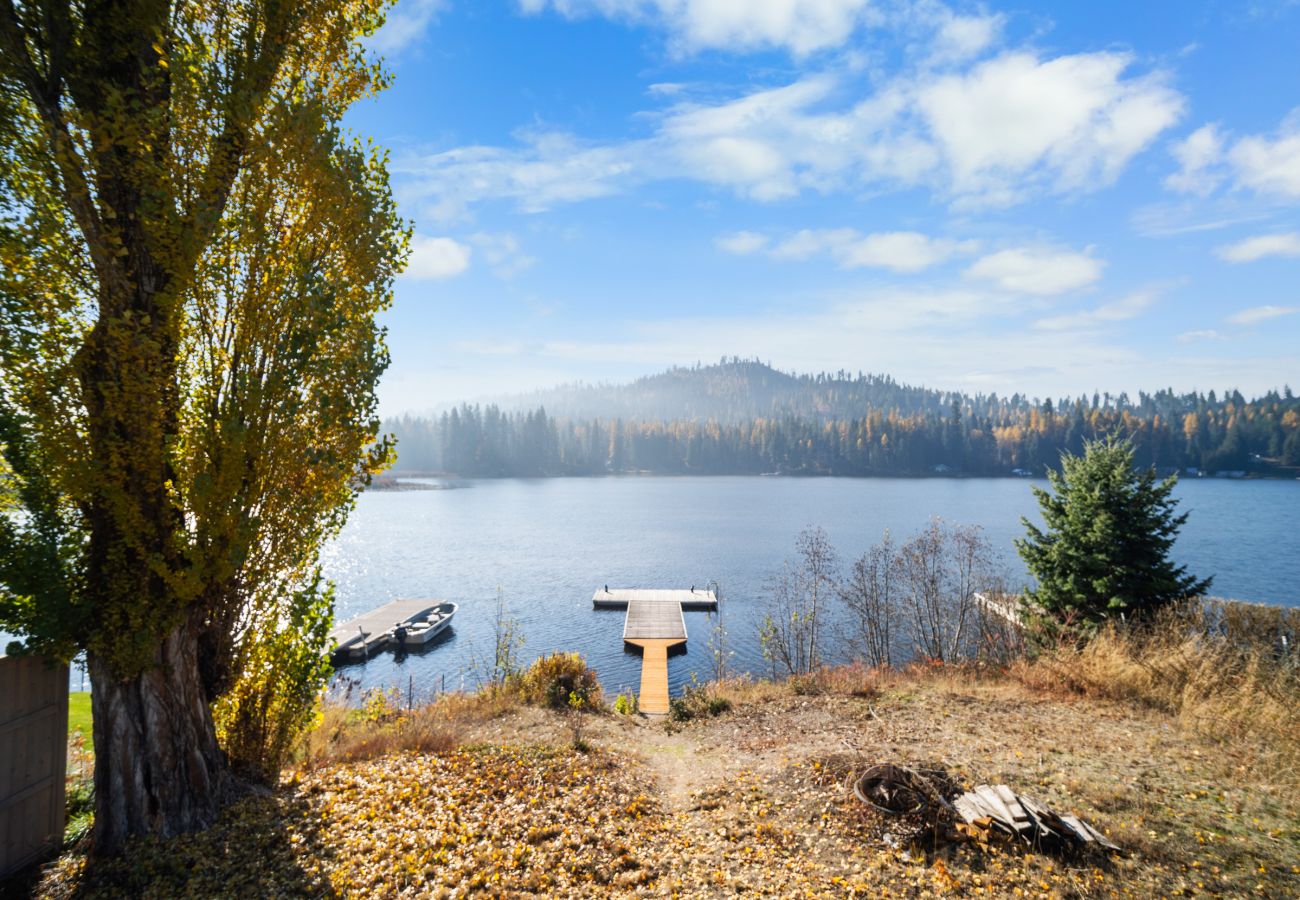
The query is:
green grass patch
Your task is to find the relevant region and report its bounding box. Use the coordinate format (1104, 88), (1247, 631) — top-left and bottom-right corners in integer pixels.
(68, 691), (92, 737)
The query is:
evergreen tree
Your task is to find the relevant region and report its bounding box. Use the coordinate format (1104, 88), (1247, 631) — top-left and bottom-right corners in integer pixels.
(1016, 437), (1212, 626)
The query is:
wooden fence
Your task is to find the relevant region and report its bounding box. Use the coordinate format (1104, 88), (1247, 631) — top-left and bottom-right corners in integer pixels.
(0, 654), (68, 878)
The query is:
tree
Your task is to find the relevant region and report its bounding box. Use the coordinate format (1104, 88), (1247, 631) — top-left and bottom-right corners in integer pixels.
(1016, 437), (1212, 627)
(0, 0), (403, 852)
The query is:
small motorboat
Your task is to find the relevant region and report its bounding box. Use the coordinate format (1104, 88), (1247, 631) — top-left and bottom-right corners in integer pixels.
(396, 602), (458, 646)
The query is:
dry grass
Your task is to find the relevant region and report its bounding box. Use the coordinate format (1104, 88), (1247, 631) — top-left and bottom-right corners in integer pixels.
(1012, 606), (1300, 789)
(299, 654), (608, 768)
(300, 686), (524, 768)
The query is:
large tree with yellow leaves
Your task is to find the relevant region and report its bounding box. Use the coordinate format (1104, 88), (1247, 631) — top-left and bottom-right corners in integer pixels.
(0, 0), (405, 852)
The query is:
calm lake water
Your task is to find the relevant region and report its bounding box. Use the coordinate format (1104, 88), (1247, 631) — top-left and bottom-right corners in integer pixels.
(318, 476), (1300, 701)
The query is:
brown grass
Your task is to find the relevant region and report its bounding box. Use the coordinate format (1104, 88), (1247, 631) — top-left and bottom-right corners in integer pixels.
(300, 686), (527, 769)
(1012, 606), (1300, 789)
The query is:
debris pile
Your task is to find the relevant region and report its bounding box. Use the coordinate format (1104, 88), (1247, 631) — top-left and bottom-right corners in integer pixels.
(851, 763), (1120, 856)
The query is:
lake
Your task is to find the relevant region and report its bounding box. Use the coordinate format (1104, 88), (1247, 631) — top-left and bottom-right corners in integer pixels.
(318, 475), (1300, 701)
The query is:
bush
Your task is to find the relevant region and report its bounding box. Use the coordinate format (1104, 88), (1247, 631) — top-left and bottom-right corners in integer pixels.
(613, 692), (638, 716)
(520, 652), (602, 710)
(667, 680), (731, 722)
(213, 575), (334, 782)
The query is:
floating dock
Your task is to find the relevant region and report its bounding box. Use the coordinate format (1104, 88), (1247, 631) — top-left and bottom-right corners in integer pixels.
(593, 588), (717, 714)
(330, 599), (440, 661)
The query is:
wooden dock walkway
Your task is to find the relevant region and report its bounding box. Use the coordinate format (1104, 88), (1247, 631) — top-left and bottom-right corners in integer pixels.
(330, 599), (440, 661)
(593, 588), (717, 714)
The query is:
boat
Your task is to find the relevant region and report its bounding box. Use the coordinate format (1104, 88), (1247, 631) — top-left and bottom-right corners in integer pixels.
(394, 602), (458, 647)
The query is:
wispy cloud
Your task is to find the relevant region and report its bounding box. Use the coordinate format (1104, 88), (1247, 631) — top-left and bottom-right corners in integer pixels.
(1034, 288), (1161, 331)
(965, 247), (1103, 296)
(517, 0), (880, 56)
(1217, 232), (1300, 262)
(469, 232), (537, 278)
(724, 228), (977, 272)
(1166, 108), (1300, 201)
(1177, 329), (1228, 343)
(715, 231), (768, 255)
(437, 285), (1289, 404)
(1165, 124), (1225, 195)
(1226, 304), (1300, 326)
(397, 48), (1183, 218)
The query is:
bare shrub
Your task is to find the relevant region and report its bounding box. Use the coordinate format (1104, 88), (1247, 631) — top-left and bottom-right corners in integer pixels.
(490, 587), (525, 687)
(896, 520), (1003, 663)
(837, 532), (902, 667)
(760, 526), (839, 675)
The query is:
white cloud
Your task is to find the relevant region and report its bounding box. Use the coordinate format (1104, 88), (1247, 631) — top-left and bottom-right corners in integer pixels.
(918, 52), (1183, 204)
(762, 228), (974, 272)
(1166, 110), (1300, 201)
(839, 231), (972, 271)
(1034, 288), (1159, 331)
(1216, 232), (1300, 263)
(404, 235), (471, 280)
(399, 49), (1182, 216)
(769, 228), (858, 261)
(1226, 304), (1300, 326)
(1230, 117), (1300, 198)
(1165, 124), (1225, 195)
(929, 12), (1003, 63)
(368, 0), (447, 55)
(965, 247), (1103, 296)
(519, 0), (878, 56)
(716, 231), (768, 255)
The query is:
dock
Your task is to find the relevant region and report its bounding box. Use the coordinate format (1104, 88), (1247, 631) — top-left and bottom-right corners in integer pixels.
(593, 588), (717, 714)
(330, 599), (440, 661)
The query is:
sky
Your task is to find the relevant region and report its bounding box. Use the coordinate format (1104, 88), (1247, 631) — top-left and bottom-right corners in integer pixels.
(347, 0), (1300, 416)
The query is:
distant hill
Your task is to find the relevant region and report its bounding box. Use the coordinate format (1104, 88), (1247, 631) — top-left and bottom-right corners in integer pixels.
(491, 357), (994, 424)
(383, 358), (1300, 478)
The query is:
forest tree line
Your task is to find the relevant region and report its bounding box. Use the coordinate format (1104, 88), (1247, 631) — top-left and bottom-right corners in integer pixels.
(385, 386), (1300, 478)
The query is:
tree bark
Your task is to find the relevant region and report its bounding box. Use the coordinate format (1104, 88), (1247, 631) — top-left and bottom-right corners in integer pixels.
(88, 610), (229, 855)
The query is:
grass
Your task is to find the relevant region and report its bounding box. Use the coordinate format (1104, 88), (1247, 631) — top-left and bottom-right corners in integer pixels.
(67, 691), (91, 738)
(1012, 604), (1300, 790)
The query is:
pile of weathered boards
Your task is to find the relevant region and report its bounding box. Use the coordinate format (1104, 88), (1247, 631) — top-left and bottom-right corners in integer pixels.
(853, 764), (1120, 854)
(953, 783), (1120, 852)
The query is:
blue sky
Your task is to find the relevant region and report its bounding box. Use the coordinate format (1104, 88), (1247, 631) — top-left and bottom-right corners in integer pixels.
(350, 0), (1300, 415)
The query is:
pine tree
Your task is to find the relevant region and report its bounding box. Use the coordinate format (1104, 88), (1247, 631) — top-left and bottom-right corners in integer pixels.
(1016, 437), (1212, 626)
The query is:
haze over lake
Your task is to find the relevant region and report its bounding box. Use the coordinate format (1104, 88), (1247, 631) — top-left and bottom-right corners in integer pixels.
(320, 476), (1300, 699)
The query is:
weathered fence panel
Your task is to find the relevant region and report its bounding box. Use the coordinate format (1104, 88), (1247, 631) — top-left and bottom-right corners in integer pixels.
(0, 654), (68, 878)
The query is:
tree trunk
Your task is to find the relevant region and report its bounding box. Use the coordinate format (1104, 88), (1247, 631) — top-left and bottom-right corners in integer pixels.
(88, 611), (229, 855)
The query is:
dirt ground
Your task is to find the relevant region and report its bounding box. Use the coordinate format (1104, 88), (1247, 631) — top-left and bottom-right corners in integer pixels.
(466, 673), (1300, 897)
(35, 672), (1300, 898)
